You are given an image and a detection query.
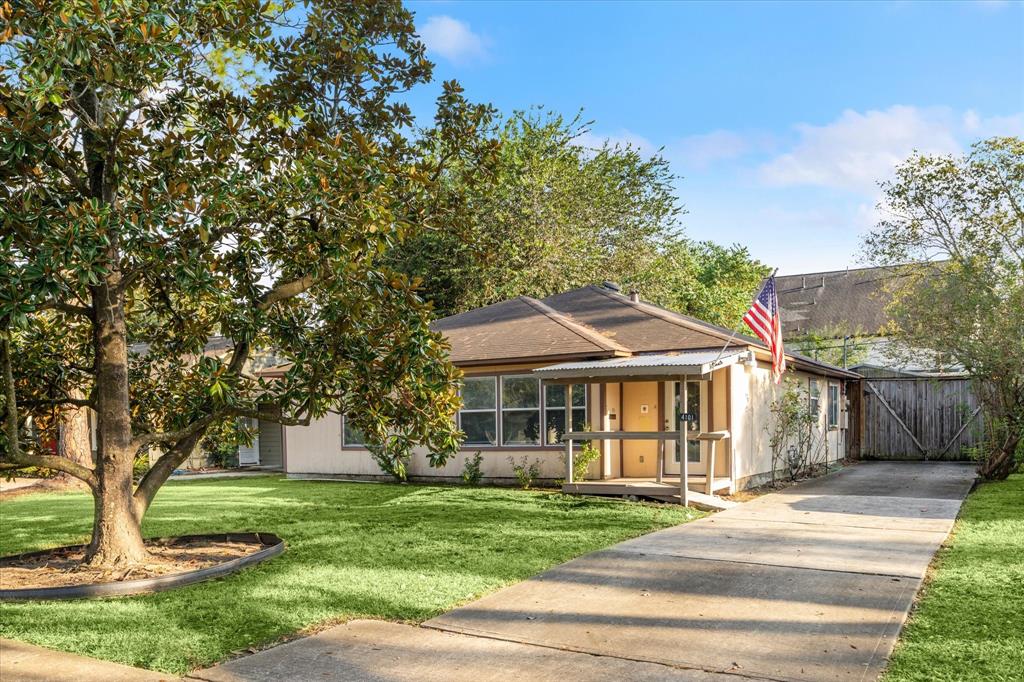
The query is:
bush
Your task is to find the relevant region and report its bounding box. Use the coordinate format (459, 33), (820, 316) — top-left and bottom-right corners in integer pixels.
(462, 451), (484, 485)
(562, 440), (601, 482)
(507, 456), (542, 489)
(369, 446), (411, 482)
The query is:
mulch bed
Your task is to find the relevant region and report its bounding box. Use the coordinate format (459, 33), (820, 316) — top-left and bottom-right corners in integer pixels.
(0, 538), (257, 590)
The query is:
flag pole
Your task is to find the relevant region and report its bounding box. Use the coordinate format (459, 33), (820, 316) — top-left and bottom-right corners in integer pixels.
(711, 267), (778, 365)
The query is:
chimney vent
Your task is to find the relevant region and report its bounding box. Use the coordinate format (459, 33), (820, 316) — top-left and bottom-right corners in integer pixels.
(629, 289), (640, 303)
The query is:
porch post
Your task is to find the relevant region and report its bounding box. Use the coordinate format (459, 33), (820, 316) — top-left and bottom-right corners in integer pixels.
(706, 440), (716, 495)
(678, 377), (689, 506)
(566, 437), (574, 484)
(565, 384), (574, 484)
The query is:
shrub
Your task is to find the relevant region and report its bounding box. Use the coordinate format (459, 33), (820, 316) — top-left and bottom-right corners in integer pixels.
(462, 451), (484, 485)
(562, 440), (601, 482)
(507, 456), (542, 489)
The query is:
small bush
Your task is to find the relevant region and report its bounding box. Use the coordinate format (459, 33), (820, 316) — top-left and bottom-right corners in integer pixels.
(507, 456), (542, 489)
(462, 451), (484, 485)
(561, 440), (601, 482)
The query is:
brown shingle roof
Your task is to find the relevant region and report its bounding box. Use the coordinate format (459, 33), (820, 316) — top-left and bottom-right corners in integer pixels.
(431, 285), (748, 366)
(541, 285), (747, 353)
(431, 296), (627, 365)
(776, 265), (920, 339)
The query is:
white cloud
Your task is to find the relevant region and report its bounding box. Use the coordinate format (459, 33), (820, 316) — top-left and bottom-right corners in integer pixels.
(670, 129), (776, 170)
(759, 105), (963, 192)
(964, 109), (1024, 137)
(419, 16), (488, 64)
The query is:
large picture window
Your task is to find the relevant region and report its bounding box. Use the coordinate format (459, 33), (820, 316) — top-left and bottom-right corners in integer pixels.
(544, 384), (587, 444)
(501, 375), (541, 445)
(827, 383), (840, 428)
(459, 376), (498, 445)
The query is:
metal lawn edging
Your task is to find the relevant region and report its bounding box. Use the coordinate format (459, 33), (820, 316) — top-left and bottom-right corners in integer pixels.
(0, 532), (284, 601)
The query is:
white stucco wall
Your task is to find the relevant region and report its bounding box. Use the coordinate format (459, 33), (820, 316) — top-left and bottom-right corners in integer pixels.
(283, 387), (603, 482)
(731, 360), (847, 486)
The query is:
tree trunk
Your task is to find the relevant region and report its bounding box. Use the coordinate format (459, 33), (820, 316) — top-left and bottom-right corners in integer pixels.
(85, 278), (149, 567)
(977, 434), (1021, 481)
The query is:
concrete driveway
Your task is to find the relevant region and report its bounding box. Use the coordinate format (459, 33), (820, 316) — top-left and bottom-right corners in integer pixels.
(194, 461), (975, 682)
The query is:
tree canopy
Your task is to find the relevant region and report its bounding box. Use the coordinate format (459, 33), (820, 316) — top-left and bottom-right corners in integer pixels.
(865, 137), (1024, 479)
(388, 109), (769, 324)
(0, 0), (494, 567)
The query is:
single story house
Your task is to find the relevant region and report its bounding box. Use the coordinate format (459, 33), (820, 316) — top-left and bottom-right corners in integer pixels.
(278, 283), (860, 498)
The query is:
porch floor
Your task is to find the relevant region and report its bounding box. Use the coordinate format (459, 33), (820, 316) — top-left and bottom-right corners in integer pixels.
(563, 477), (735, 510)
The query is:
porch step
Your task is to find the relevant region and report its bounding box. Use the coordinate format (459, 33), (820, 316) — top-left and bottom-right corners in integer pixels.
(647, 491), (738, 511)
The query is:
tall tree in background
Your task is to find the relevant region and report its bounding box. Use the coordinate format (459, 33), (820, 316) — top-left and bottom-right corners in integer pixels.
(391, 109), (768, 324)
(865, 137), (1024, 479)
(0, 0), (495, 569)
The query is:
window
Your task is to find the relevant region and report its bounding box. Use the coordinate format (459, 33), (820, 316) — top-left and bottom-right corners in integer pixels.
(685, 380), (702, 463)
(809, 379), (821, 418)
(827, 383), (841, 428)
(544, 384), (587, 444)
(342, 416), (367, 447)
(501, 375), (541, 445)
(460, 376), (498, 445)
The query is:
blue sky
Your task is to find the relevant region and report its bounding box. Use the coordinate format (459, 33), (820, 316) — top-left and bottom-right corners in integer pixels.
(404, 0), (1024, 274)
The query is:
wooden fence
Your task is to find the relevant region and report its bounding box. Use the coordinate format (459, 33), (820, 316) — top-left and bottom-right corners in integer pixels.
(858, 377), (984, 460)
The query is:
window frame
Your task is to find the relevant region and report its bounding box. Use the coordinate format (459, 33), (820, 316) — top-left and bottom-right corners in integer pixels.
(500, 374), (543, 446)
(808, 378), (821, 420)
(543, 383), (588, 446)
(458, 375), (499, 447)
(340, 414), (367, 448)
(827, 383), (841, 429)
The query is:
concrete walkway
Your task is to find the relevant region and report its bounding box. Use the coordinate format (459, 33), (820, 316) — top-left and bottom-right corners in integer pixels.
(424, 462), (976, 681)
(0, 639), (173, 681)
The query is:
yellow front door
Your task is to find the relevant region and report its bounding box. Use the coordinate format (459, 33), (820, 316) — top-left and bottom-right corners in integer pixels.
(621, 381), (659, 477)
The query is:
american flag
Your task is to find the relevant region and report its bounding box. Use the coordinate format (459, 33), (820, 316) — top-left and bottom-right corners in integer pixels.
(743, 276), (786, 383)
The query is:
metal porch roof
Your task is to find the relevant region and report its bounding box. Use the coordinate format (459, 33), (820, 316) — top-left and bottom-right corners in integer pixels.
(532, 350), (750, 381)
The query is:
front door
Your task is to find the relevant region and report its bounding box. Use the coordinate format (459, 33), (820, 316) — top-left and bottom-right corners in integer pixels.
(663, 380), (706, 476)
(621, 381), (659, 477)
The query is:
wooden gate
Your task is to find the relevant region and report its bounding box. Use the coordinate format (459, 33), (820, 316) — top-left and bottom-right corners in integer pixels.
(860, 377), (983, 460)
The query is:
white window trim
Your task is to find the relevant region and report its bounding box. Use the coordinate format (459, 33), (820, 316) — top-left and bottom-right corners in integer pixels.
(458, 376), (499, 447)
(827, 383), (841, 429)
(542, 384), (588, 447)
(340, 414), (367, 448)
(500, 374), (543, 446)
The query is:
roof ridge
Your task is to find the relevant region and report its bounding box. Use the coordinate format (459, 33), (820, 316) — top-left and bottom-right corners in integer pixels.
(584, 285), (756, 348)
(520, 296), (631, 354)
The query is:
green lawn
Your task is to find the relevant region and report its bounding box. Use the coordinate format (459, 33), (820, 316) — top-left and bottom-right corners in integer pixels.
(0, 477), (696, 674)
(884, 472), (1024, 682)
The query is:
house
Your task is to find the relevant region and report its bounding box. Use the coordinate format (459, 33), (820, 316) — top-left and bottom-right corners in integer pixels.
(776, 264), (962, 377)
(280, 283), (860, 497)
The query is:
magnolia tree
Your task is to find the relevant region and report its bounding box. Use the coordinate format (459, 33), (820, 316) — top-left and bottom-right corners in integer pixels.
(0, 1), (496, 569)
(866, 137), (1024, 479)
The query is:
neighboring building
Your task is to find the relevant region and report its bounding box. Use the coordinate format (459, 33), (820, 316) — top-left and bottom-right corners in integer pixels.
(776, 264), (962, 377)
(279, 283), (859, 495)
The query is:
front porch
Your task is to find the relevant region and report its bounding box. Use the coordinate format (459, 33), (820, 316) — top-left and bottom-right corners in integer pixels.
(534, 350), (749, 508)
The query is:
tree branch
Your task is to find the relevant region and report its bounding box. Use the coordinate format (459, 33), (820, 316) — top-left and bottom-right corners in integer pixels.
(258, 274), (317, 311)
(132, 430), (204, 519)
(131, 413), (218, 449)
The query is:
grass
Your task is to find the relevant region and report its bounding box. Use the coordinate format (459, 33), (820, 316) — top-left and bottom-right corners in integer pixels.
(884, 472), (1024, 682)
(0, 476), (697, 674)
